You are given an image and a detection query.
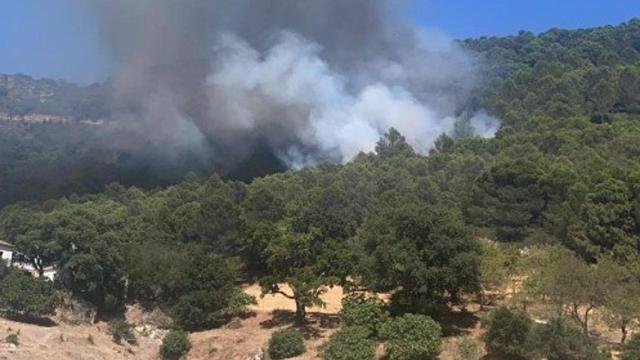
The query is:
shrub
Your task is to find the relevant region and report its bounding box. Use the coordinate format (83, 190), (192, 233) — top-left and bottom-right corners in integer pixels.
(5, 332), (19, 346)
(524, 318), (607, 360)
(456, 336), (481, 360)
(380, 313), (442, 360)
(160, 329), (191, 360)
(172, 288), (255, 331)
(482, 307), (531, 356)
(0, 268), (58, 318)
(340, 295), (388, 338)
(0, 261), (9, 280)
(214, 288), (257, 319)
(321, 326), (376, 360)
(268, 328), (306, 359)
(171, 292), (212, 330)
(109, 319), (136, 345)
(621, 333), (640, 360)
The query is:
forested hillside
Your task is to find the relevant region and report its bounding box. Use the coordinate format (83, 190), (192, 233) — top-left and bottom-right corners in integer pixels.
(0, 74), (107, 119)
(2, 19), (640, 359)
(466, 18), (640, 123)
(461, 19), (640, 257)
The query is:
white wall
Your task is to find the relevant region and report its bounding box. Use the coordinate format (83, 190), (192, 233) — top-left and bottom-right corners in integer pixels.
(42, 268), (56, 282)
(0, 247), (13, 264)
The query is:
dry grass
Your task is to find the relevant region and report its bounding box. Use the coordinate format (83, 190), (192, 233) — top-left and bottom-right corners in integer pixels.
(0, 316), (159, 360)
(243, 284), (345, 314)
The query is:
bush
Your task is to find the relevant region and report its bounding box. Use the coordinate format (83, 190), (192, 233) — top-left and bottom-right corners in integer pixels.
(0, 261), (8, 280)
(621, 333), (640, 360)
(456, 336), (481, 360)
(321, 326), (376, 360)
(5, 332), (19, 346)
(0, 269), (58, 318)
(524, 318), (607, 360)
(160, 329), (191, 359)
(109, 319), (136, 345)
(380, 313), (442, 360)
(171, 288), (255, 331)
(268, 328), (306, 359)
(482, 306), (531, 356)
(171, 292), (214, 331)
(340, 295), (388, 338)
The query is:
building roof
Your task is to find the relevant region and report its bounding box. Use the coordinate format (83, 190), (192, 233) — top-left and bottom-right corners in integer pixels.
(0, 240), (14, 248)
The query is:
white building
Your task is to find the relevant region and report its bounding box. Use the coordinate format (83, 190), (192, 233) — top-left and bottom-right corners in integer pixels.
(41, 266), (57, 282)
(0, 240), (14, 265)
(0, 240), (56, 281)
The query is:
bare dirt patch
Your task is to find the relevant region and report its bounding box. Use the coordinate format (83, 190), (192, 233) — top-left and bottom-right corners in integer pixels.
(187, 284), (344, 360)
(0, 316), (159, 360)
(243, 284), (345, 314)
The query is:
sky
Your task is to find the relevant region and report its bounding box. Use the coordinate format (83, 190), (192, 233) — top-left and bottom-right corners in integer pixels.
(413, 0), (640, 38)
(0, 0), (638, 85)
(0, 1), (110, 85)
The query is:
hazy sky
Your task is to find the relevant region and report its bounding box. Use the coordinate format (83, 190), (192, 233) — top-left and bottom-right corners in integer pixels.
(0, 0), (638, 85)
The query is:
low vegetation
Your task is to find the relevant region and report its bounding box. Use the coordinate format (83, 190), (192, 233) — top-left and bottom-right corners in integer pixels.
(160, 329), (191, 360)
(339, 295), (388, 338)
(0, 263), (57, 319)
(109, 319), (136, 345)
(456, 337), (481, 360)
(482, 307), (532, 357)
(268, 328), (306, 359)
(4, 330), (19, 346)
(481, 307), (607, 360)
(524, 318), (607, 360)
(621, 333), (640, 360)
(321, 326), (375, 360)
(379, 313), (442, 360)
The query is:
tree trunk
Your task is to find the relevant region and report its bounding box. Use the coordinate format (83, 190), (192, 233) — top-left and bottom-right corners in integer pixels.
(294, 297), (306, 324)
(571, 303), (580, 324)
(31, 258), (44, 278)
(582, 306), (593, 335)
(622, 324), (628, 344)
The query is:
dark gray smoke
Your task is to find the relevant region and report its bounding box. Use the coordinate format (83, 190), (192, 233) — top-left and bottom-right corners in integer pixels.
(88, 0), (498, 166)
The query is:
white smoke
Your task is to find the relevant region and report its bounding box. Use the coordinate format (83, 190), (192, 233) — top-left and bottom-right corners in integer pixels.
(467, 111), (501, 138)
(207, 31), (498, 165)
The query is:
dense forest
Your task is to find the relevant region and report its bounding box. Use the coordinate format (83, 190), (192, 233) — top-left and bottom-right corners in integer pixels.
(2, 19), (640, 359)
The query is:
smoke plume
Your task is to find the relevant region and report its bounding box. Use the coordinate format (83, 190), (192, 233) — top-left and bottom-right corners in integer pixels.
(88, 0), (499, 166)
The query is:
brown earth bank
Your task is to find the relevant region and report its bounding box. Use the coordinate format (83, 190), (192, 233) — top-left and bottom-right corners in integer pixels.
(0, 316), (158, 360)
